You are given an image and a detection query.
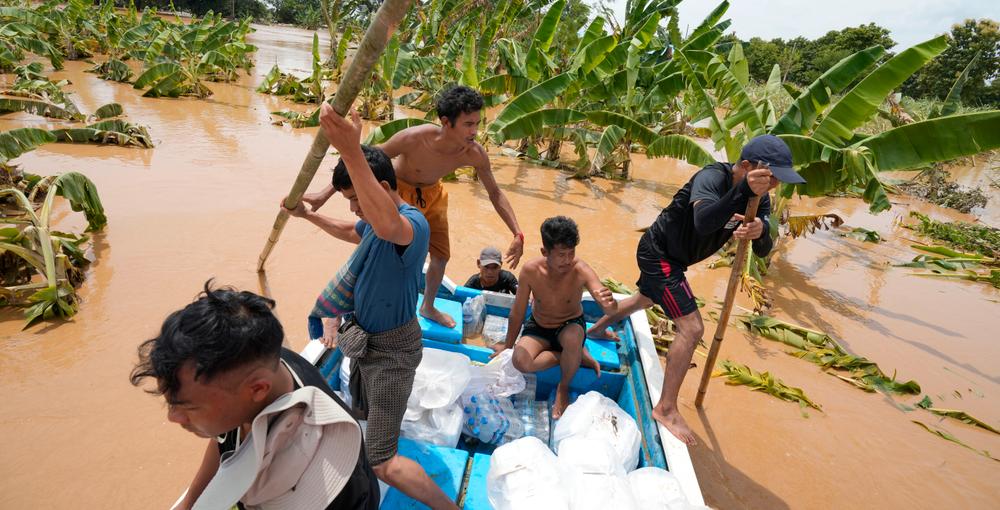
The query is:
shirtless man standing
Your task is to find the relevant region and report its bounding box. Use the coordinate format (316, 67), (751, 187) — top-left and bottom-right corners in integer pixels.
(305, 86), (524, 328)
(493, 216), (618, 418)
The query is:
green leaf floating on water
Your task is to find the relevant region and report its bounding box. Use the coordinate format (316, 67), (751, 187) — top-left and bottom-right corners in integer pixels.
(715, 360), (822, 412)
(912, 421), (999, 462)
(915, 396), (1000, 435)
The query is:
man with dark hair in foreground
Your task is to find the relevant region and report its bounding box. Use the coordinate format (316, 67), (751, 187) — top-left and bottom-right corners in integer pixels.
(284, 103), (458, 509)
(303, 86), (525, 330)
(493, 216), (618, 419)
(130, 282), (378, 510)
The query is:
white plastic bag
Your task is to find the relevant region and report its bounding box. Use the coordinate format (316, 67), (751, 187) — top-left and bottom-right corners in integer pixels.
(400, 402), (464, 447)
(462, 295), (486, 338)
(553, 391), (641, 473)
(482, 314), (508, 347)
(565, 471), (638, 510)
(407, 349), (472, 410)
(487, 437), (571, 510)
(556, 435), (623, 475)
(465, 348), (525, 398)
(338, 356), (353, 409)
(627, 467), (688, 508)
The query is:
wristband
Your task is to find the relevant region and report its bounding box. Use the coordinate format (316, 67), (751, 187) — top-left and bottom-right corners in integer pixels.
(515, 232), (524, 243)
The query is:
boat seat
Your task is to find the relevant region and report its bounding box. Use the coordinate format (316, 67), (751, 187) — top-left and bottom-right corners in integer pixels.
(416, 293), (464, 343)
(380, 438), (470, 509)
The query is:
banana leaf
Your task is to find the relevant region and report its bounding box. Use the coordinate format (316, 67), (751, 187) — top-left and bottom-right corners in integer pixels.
(93, 103), (123, 120)
(270, 108), (320, 128)
(0, 96), (84, 121)
(784, 213), (844, 238)
(916, 396), (1000, 434)
(493, 109), (586, 143)
(859, 111), (1000, 172)
(770, 46), (884, 136)
(50, 119), (153, 149)
(488, 73), (574, 142)
(932, 51), (980, 119)
(23, 283), (77, 328)
(364, 118), (435, 145)
(841, 227), (882, 243)
(524, 0), (564, 81)
(645, 135), (717, 168)
(51, 172), (107, 231)
(814, 36), (948, 146)
(589, 125), (625, 175)
(0, 128), (56, 164)
(912, 421), (999, 462)
(715, 360), (822, 411)
(460, 31), (478, 89)
(87, 58), (133, 83)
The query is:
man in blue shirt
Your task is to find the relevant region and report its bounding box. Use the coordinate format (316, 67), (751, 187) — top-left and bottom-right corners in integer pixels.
(284, 103), (458, 509)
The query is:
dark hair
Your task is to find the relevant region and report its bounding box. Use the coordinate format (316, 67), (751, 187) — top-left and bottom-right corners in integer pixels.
(540, 216), (580, 250)
(130, 280), (284, 396)
(332, 145), (396, 191)
(435, 85), (484, 126)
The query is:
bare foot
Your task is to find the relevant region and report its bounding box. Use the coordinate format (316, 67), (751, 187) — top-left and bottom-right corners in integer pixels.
(586, 326), (619, 341)
(651, 406), (698, 446)
(582, 347), (602, 378)
(552, 385), (570, 419)
(420, 305), (456, 328)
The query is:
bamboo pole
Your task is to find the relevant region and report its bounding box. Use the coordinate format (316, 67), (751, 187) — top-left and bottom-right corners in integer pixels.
(257, 0), (413, 272)
(695, 196), (761, 407)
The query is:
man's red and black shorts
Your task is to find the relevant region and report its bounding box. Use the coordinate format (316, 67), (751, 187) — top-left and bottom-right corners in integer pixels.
(635, 232), (699, 319)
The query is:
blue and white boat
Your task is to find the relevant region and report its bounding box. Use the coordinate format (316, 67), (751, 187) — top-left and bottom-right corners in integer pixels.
(298, 274), (704, 509)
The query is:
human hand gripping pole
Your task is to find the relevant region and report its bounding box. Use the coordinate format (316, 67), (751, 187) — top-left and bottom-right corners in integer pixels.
(256, 0), (414, 272)
(694, 194), (761, 407)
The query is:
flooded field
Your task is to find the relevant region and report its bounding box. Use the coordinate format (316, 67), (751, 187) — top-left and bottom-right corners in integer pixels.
(1, 24), (998, 509)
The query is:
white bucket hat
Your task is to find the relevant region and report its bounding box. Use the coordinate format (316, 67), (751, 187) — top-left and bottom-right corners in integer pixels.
(193, 386), (361, 510)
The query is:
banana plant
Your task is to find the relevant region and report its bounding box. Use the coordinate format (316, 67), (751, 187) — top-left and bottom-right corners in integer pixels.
(132, 12), (256, 98)
(258, 33), (328, 105)
(1, 128), (106, 328)
(0, 7), (64, 71)
(0, 72), (84, 121)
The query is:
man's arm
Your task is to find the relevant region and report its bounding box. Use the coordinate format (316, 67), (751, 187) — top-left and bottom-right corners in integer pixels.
(474, 149), (524, 268)
(172, 440), (221, 510)
(302, 185), (337, 211)
(282, 199), (362, 244)
(580, 262), (618, 315)
(502, 269), (532, 350)
(377, 128), (412, 159)
(320, 105), (414, 245)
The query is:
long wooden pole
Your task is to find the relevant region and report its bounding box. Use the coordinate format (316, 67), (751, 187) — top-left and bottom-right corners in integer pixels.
(695, 195), (761, 407)
(257, 0), (413, 272)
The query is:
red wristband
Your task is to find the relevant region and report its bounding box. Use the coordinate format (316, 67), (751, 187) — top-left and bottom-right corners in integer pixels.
(515, 232), (524, 243)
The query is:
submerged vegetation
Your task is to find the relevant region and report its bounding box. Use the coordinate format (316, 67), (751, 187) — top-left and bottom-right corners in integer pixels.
(1, 128), (107, 327)
(737, 313), (921, 395)
(714, 360), (822, 413)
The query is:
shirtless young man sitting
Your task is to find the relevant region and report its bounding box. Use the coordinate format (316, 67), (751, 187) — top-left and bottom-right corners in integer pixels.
(304, 86), (524, 328)
(493, 216), (618, 418)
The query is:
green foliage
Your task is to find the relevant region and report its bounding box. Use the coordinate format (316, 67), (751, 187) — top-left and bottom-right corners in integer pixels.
(912, 421), (999, 462)
(916, 395), (1000, 434)
(738, 313), (921, 396)
(715, 360), (822, 412)
(904, 212), (999, 258)
(903, 19), (1000, 107)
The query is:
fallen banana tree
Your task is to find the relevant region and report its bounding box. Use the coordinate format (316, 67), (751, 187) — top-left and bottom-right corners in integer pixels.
(737, 312), (921, 395)
(915, 396), (1000, 435)
(1, 127), (106, 327)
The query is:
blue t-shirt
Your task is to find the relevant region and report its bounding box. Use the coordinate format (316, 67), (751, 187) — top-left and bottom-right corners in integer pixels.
(352, 203), (429, 333)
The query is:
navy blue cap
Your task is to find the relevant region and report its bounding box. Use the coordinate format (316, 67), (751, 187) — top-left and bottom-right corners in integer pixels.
(739, 135), (806, 184)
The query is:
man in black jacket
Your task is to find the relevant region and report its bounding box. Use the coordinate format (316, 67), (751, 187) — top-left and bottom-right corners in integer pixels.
(587, 135), (805, 446)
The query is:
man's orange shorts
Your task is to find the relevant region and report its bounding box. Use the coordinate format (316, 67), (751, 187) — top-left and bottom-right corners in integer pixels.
(396, 180), (449, 260)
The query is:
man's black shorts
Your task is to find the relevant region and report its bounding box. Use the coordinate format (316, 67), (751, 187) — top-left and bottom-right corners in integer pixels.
(636, 232), (699, 319)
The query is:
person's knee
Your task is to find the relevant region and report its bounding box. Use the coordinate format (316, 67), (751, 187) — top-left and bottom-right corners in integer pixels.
(674, 312), (704, 342)
(511, 347), (533, 372)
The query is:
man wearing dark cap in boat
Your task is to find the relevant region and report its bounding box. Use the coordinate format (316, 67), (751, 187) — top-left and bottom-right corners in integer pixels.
(587, 135), (806, 446)
(284, 103), (459, 509)
(130, 282), (379, 510)
(464, 246), (519, 294)
(303, 85), (525, 330)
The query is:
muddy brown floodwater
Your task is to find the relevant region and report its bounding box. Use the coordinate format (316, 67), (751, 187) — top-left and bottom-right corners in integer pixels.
(1, 24), (998, 509)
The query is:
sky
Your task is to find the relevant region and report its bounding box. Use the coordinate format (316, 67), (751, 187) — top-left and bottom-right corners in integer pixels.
(604, 0), (1000, 49)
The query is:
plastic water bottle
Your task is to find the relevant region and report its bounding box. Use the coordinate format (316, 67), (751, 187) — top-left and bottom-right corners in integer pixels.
(462, 298), (475, 338)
